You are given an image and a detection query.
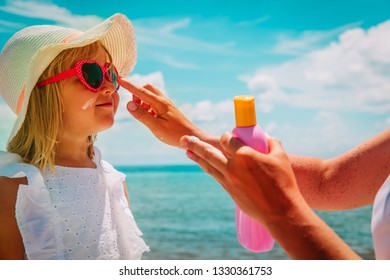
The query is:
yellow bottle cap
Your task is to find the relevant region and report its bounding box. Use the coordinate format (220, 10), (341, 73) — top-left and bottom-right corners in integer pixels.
(234, 96), (257, 127)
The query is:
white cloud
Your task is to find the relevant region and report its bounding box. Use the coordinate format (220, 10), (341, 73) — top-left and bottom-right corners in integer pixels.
(272, 111), (354, 157)
(133, 18), (238, 55)
(273, 21), (363, 55)
(128, 71), (167, 92)
(0, 0), (103, 30)
(264, 121), (278, 134)
(241, 19), (390, 114)
(180, 100), (231, 122)
(180, 99), (234, 136)
(240, 74), (288, 113)
(0, 19), (25, 32)
(160, 18), (191, 34)
(237, 15), (270, 27)
(155, 54), (199, 70)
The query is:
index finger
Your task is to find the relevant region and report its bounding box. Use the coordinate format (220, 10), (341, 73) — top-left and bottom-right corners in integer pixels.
(266, 136), (286, 156)
(117, 77), (161, 106)
(180, 135), (228, 173)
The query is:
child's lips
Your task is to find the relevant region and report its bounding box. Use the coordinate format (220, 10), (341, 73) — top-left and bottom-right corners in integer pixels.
(96, 102), (113, 107)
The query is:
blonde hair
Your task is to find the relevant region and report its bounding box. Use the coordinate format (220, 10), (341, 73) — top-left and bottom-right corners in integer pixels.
(7, 41), (112, 171)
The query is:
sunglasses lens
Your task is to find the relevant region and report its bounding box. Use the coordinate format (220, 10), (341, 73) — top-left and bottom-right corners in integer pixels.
(82, 63), (103, 89)
(107, 67), (119, 90)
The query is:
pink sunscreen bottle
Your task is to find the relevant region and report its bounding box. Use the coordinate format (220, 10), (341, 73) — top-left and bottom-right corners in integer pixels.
(232, 95), (274, 252)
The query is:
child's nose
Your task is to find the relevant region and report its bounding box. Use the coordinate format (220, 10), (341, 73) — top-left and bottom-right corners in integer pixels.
(100, 80), (116, 96)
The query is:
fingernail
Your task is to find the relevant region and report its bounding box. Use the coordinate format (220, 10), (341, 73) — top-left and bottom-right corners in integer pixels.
(127, 101), (138, 112)
(180, 136), (198, 148)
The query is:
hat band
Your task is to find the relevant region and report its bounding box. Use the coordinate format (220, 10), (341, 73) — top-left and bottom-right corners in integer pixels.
(16, 86), (26, 115)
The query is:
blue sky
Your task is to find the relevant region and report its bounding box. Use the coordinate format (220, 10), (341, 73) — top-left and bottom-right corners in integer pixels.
(0, 0), (389, 165)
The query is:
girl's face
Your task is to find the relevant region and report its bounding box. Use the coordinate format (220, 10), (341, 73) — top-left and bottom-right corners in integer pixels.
(60, 48), (119, 139)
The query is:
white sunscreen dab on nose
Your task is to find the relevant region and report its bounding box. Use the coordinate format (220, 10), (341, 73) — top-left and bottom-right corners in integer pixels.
(82, 96), (98, 110)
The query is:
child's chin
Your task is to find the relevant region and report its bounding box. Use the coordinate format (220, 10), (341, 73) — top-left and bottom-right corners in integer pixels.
(96, 119), (115, 133)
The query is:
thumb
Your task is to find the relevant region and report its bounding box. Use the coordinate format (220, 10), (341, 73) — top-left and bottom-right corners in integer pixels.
(266, 135), (285, 155)
(220, 132), (245, 157)
(126, 101), (156, 128)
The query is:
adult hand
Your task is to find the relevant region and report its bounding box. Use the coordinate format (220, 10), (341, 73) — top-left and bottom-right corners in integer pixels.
(117, 77), (207, 148)
(180, 133), (302, 225)
(180, 133), (362, 259)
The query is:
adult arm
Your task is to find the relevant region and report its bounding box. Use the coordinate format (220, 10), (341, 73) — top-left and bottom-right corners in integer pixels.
(289, 128), (390, 210)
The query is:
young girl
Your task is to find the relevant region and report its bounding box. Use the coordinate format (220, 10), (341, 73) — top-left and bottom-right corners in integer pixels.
(0, 14), (149, 260)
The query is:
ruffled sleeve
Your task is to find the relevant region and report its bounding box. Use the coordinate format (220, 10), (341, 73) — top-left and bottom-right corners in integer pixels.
(371, 175), (390, 260)
(0, 150), (60, 260)
(0, 150), (22, 168)
(95, 147), (149, 259)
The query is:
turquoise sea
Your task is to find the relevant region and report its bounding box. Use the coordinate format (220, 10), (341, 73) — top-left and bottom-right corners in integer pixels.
(118, 165), (375, 260)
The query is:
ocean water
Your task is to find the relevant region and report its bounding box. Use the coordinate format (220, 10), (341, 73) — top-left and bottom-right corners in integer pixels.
(117, 165), (375, 260)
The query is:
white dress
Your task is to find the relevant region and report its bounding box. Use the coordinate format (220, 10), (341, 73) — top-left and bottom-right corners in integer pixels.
(371, 174), (390, 259)
(0, 148), (149, 260)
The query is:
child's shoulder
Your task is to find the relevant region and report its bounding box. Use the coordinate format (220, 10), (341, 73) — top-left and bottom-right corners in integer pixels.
(0, 175), (27, 199)
(0, 176), (27, 187)
(0, 176), (27, 214)
(0, 176), (27, 195)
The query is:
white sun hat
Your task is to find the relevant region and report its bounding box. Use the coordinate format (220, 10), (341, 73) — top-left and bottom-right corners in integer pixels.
(0, 13), (136, 144)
